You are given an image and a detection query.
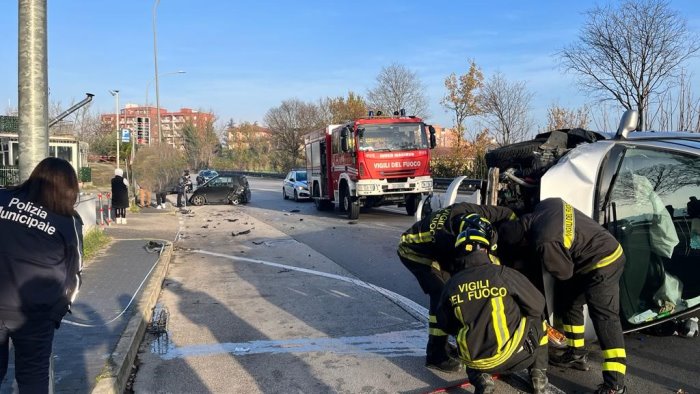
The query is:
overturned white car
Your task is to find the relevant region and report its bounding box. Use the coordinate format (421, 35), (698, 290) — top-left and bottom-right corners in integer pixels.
(438, 110), (700, 335)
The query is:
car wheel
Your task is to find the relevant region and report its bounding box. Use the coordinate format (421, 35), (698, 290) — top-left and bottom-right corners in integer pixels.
(283, 188), (288, 200)
(294, 190), (299, 202)
(231, 196), (241, 205)
(191, 195), (206, 206)
(485, 139), (546, 171)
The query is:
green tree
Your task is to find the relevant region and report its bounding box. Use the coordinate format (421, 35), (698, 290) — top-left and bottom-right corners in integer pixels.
(226, 121), (272, 171)
(132, 144), (186, 194)
(441, 60), (484, 146)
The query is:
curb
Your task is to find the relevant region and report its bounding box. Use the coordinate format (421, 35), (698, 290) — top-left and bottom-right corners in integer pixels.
(91, 241), (174, 394)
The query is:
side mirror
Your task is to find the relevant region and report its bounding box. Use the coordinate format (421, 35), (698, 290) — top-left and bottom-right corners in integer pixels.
(428, 125), (436, 149)
(357, 127), (365, 139)
(614, 109), (639, 139)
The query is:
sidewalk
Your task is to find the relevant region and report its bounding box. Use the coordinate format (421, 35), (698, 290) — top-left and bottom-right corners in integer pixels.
(1, 203), (180, 394)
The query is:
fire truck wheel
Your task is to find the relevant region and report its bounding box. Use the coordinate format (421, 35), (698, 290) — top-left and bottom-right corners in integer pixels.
(405, 194), (419, 216)
(339, 186), (348, 212)
(347, 198), (360, 220)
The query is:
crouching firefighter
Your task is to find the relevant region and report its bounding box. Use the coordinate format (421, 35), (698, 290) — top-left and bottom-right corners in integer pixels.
(397, 203), (517, 372)
(436, 218), (549, 394)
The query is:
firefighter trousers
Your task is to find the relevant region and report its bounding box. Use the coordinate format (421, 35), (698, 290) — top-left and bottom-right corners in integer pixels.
(399, 257), (452, 363)
(553, 257), (626, 388)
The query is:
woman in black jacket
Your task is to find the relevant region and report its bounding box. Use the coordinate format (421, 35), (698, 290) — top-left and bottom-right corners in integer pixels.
(0, 157), (83, 393)
(111, 168), (129, 224)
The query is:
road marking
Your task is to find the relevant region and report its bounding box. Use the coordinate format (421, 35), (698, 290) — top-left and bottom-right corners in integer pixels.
(161, 328), (426, 360)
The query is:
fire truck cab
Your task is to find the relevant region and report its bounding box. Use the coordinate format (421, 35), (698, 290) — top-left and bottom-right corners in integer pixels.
(305, 112), (436, 220)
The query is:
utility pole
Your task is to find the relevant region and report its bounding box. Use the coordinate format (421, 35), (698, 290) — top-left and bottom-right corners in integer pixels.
(18, 0), (49, 182)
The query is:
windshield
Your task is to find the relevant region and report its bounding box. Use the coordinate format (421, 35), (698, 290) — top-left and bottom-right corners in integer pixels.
(296, 171), (307, 182)
(357, 123), (428, 152)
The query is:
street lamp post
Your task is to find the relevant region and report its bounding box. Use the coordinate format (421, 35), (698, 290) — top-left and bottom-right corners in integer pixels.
(109, 90), (120, 169)
(153, 0), (162, 144)
(145, 70), (186, 145)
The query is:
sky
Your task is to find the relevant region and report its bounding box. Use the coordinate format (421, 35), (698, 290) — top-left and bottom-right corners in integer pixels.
(1, 0), (699, 132)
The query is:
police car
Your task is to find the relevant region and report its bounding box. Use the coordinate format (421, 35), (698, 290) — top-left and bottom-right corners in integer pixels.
(439, 110), (700, 336)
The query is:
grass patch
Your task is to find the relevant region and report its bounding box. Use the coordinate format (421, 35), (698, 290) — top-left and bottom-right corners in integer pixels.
(83, 227), (111, 262)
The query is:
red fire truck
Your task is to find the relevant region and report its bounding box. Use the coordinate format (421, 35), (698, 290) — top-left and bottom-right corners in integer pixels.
(304, 111), (436, 219)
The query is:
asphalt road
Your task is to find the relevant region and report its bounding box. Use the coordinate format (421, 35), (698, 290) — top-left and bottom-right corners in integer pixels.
(244, 177), (700, 394)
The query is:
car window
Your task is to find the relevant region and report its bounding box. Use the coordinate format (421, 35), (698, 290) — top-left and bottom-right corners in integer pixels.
(296, 171), (307, 182)
(606, 147), (700, 327)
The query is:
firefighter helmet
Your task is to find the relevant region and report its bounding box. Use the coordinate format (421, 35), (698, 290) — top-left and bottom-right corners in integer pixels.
(458, 214), (497, 251)
(454, 226), (491, 254)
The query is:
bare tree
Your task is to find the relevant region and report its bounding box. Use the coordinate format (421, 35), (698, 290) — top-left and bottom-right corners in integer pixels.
(558, 0), (700, 130)
(264, 98), (323, 171)
(441, 60), (484, 146)
(181, 118), (220, 170)
(648, 69), (700, 132)
(545, 103), (590, 130)
(480, 73), (534, 146)
(366, 63), (429, 118)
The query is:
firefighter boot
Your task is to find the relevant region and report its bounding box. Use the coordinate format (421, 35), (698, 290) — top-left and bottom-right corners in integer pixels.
(594, 384), (626, 394)
(425, 336), (462, 372)
(529, 368), (548, 394)
(467, 370), (495, 394)
(550, 348), (589, 371)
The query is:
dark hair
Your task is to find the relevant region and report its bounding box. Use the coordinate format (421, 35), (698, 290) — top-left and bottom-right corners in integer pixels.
(15, 157), (79, 216)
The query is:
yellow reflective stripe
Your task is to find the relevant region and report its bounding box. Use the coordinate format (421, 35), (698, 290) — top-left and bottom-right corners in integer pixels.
(467, 317), (527, 370)
(563, 324), (585, 334)
(602, 348), (626, 359)
(582, 244), (624, 273)
(428, 315), (437, 323)
(488, 255), (501, 265)
(471, 235), (489, 245)
(429, 328), (447, 336)
(397, 245), (435, 266)
(602, 361), (626, 374)
(457, 325), (471, 361)
(455, 306), (464, 325)
(563, 202), (575, 249)
(540, 335), (548, 346)
(401, 231), (433, 244)
(509, 212), (518, 220)
(491, 297), (509, 349)
(567, 338), (585, 348)
(459, 213), (480, 233)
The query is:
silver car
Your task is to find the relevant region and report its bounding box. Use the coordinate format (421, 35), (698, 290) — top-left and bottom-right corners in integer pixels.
(282, 169), (310, 202)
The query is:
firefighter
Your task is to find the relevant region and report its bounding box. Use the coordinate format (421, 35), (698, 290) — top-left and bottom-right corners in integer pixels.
(497, 197), (627, 394)
(436, 219), (549, 394)
(397, 202), (517, 372)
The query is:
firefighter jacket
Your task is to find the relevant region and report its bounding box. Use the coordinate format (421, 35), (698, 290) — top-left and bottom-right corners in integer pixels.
(397, 202), (516, 274)
(437, 251), (545, 371)
(521, 197), (624, 280)
(0, 188), (83, 324)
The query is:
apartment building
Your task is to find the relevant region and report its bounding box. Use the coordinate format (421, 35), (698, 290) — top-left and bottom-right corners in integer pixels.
(100, 105), (214, 148)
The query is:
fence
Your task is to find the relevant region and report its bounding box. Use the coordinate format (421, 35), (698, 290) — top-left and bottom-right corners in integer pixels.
(0, 166), (19, 187)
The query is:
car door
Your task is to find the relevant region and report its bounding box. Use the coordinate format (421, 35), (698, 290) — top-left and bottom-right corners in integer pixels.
(284, 171), (294, 197)
(206, 176), (232, 203)
(598, 144), (700, 332)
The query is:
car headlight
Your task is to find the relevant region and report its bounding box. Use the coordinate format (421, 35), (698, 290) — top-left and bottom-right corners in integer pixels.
(357, 184), (376, 192)
(296, 186), (306, 191)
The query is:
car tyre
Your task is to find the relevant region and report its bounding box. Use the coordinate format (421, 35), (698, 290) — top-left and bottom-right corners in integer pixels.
(485, 138), (546, 171)
(283, 188), (288, 200)
(294, 190), (299, 202)
(231, 196), (241, 205)
(191, 194), (206, 206)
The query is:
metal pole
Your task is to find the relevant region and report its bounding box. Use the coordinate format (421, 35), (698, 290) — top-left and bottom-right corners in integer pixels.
(153, 0), (162, 144)
(111, 90), (120, 169)
(146, 70), (185, 145)
(18, 0), (49, 182)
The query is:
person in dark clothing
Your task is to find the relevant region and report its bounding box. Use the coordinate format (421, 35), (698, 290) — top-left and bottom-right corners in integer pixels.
(498, 197), (627, 394)
(437, 220), (548, 394)
(397, 202), (517, 372)
(0, 157), (84, 393)
(110, 168), (129, 224)
(176, 170), (192, 208)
